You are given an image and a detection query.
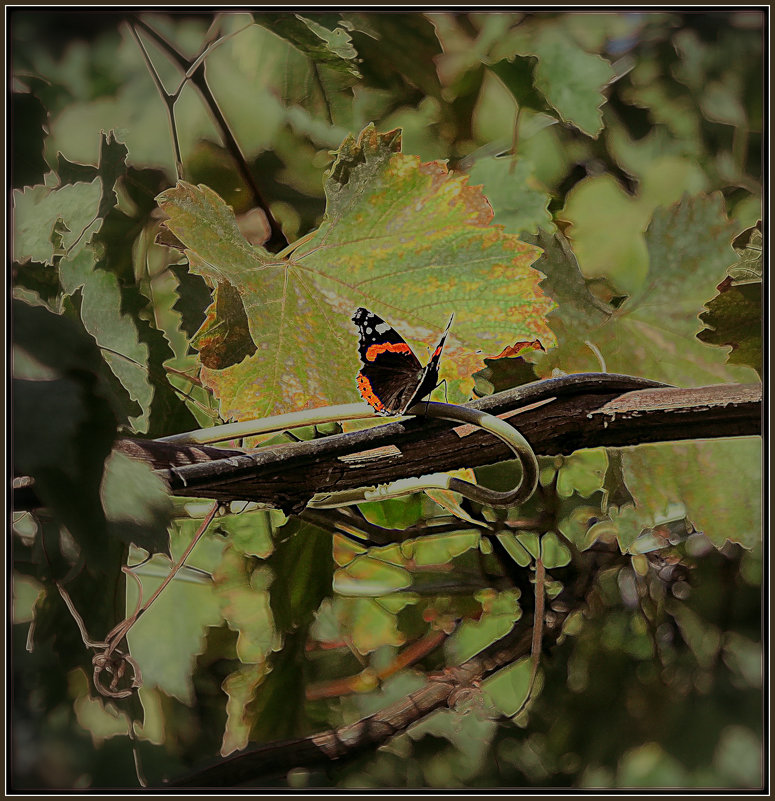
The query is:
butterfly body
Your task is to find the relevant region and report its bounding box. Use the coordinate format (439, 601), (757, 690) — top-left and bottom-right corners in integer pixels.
(352, 307), (454, 416)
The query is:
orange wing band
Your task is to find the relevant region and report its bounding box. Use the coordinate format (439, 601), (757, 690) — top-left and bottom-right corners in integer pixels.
(365, 342), (412, 361)
(357, 373), (386, 412)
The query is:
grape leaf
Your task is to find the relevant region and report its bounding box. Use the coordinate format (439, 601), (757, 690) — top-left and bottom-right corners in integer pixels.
(157, 125), (555, 420)
(467, 155), (553, 236)
(214, 545), (277, 665)
(491, 29), (615, 137)
(94, 202), (201, 437)
(487, 56), (551, 115)
(343, 13), (444, 99)
(13, 130), (128, 266)
(697, 222), (762, 377)
(611, 438), (761, 551)
(100, 451), (172, 556)
(529, 28), (615, 138)
(57, 130), (128, 220)
(60, 248), (154, 432)
(13, 178), (102, 265)
(169, 262), (212, 340)
(254, 13), (361, 80)
(245, 630), (310, 743)
(222, 663), (266, 755)
(534, 193), (756, 385)
(125, 525), (227, 704)
(727, 222), (763, 282)
(268, 518), (334, 633)
(697, 279), (761, 378)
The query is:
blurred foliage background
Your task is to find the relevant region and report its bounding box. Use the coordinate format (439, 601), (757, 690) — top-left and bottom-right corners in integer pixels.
(10, 10), (763, 790)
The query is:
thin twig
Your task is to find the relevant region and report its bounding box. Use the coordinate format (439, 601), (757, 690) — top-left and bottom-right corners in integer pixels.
(103, 501), (220, 656)
(131, 16), (288, 252)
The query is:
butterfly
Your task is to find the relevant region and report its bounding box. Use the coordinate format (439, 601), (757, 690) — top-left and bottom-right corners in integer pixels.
(352, 307), (454, 416)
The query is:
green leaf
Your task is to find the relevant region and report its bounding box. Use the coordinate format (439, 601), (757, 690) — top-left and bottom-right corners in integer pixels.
(482, 656), (533, 717)
(60, 248), (154, 432)
(246, 630), (310, 742)
(222, 663), (267, 754)
(467, 155), (553, 236)
(358, 495), (424, 530)
(269, 518), (334, 633)
(95, 204), (201, 438)
(697, 279), (761, 377)
(157, 126), (555, 419)
(697, 222), (762, 377)
(254, 13), (361, 80)
(13, 131), (127, 266)
(343, 13), (444, 99)
(560, 159), (709, 298)
(57, 130), (128, 219)
(487, 56), (552, 115)
(611, 437), (761, 551)
(529, 28), (615, 137)
(100, 451), (172, 556)
(214, 545), (276, 665)
(13, 178), (102, 265)
(535, 194), (755, 385)
(493, 29), (615, 137)
(125, 525), (227, 704)
(727, 222), (763, 282)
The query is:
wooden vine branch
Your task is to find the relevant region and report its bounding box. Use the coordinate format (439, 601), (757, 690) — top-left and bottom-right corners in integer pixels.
(114, 377), (761, 513)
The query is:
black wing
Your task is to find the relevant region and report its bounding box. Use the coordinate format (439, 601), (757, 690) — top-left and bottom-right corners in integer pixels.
(400, 312), (454, 411)
(352, 307), (423, 415)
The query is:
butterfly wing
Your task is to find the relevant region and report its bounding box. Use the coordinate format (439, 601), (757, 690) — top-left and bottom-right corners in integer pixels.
(400, 312), (454, 411)
(352, 307), (424, 415)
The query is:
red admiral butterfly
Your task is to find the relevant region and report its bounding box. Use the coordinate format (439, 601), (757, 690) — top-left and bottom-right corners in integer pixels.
(352, 307), (454, 416)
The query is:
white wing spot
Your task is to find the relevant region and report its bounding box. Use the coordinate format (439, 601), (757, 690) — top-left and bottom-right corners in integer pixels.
(375, 322), (391, 334)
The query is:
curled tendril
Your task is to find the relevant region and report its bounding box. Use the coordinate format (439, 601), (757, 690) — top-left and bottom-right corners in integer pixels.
(92, 649), (143, 699)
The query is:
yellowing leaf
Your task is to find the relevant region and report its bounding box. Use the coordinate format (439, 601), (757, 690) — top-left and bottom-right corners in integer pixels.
(157, 125), (555, 420)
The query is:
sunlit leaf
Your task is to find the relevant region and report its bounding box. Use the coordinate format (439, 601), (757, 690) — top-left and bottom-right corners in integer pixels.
(214, 545), (276, 664)
(535, 194), (756, 385)
(493, 29), (615, 137)
(157, 125), (555, 419)
(611, 437), (761, 551)
(100, 451), (172, 556)
(13, 178), (102, 265)
(126, 530), (226, 704)
(468, 155), (553, 236)
(60, 248), (153, 431)
(697, 222), (762, 377)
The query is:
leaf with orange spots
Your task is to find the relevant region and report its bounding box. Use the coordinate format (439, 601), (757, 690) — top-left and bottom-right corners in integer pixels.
(157, 125), (555, 420)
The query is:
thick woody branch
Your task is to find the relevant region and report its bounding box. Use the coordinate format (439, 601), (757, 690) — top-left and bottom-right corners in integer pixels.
(112, 377), (761, 513)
